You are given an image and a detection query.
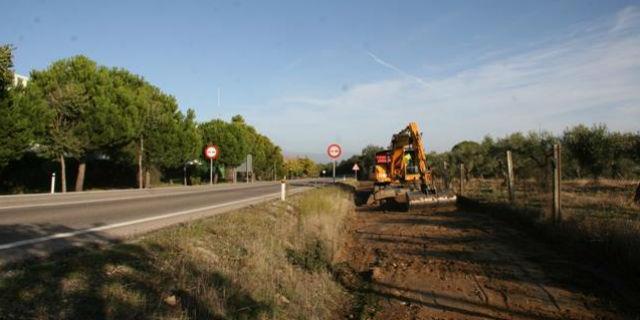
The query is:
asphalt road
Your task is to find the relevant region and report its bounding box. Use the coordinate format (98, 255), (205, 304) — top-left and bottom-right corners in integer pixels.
(0, 179), (329, 264)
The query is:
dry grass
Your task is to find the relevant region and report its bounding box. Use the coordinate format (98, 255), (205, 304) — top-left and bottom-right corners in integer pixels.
(0, 186), (355, 319)
(461, 178), (640, 280)
(464, 178), (639, 219)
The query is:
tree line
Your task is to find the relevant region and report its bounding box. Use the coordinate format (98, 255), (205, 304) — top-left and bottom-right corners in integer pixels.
(0, 45), (284, 193)
(331, 125), (639, 182)
(284, 157), (320, 178)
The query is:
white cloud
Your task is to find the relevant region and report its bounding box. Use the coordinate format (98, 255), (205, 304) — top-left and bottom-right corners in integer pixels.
(612, 6), (640, 32)
(365, 51), (428, 86)
(248, 6), (640, 156)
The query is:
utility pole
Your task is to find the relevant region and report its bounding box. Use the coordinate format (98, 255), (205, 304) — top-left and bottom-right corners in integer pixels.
(138, 136), (144, 189)
(217, 87), (221, 108)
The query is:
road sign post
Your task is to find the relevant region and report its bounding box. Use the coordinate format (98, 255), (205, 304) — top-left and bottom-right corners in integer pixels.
(332, 161), (336, 183)
(204, 145), (220, 185)
(327, 144), (342, 183)
(352, 163), (360, 181)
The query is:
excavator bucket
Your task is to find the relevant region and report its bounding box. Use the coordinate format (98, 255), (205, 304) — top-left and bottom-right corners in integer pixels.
(365, 187), (457, 211)
(406, 191), (457, 210)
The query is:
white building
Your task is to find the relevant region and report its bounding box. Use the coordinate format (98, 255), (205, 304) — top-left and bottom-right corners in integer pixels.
(12, 73), (29, 87)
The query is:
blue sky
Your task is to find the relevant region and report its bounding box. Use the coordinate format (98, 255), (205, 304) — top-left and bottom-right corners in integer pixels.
(3, 0), (640, 160)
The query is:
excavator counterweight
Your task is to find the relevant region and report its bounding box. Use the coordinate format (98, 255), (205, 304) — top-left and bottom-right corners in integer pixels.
(367, 122), (456, 210)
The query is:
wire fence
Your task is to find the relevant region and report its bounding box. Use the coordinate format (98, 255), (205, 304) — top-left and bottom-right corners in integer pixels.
(431, 144), (640, 277)
(431, 144), (640, 221)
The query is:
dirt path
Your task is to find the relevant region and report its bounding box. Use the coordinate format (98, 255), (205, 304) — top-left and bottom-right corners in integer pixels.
(339, 189), (625, 319)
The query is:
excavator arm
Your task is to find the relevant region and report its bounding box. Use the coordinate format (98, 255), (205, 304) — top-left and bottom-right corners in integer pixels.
(407, 122), (433, 192)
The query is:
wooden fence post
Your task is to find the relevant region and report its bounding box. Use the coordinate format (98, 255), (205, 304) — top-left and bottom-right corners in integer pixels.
(552, 144), (562, 222)
(459, 163), (465, 196)
(443, 160), (450, 190)
(506, 150), (515, 204)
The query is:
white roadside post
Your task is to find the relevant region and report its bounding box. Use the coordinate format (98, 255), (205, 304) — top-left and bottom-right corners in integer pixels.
(183, 164), (187, 186)
(50, 173), (56, 194)
(281, 179), (286, 201)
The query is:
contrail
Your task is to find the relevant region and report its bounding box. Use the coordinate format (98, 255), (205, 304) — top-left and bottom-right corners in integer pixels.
(366, 51), (428, 86)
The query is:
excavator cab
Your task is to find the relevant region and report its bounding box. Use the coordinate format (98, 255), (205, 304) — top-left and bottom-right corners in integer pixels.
(372, 149), (420, 184)
(402, 149), (421, 180)
(371, 151), (392, 184)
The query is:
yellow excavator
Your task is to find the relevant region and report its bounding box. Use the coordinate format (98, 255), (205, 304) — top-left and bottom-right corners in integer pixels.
(367, 122), (456, 210)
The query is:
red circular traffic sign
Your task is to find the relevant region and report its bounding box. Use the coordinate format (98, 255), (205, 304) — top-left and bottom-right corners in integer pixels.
(327, 143), (342, 159)
(204, 145), (219, 160)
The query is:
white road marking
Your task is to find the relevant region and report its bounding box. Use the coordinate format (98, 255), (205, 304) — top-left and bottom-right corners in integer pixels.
(0, 183), (275, 211)
(0, 191), (282, 251)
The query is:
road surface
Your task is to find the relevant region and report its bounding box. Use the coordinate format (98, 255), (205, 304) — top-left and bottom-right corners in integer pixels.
(0, 179), (327, 264)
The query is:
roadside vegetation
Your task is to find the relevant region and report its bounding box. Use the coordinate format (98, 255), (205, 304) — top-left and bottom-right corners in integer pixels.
(0, 45), (302, 194)
(283, 157), (321, 179)
(335, 125), (639, 182)
(0, 186), (355, 319)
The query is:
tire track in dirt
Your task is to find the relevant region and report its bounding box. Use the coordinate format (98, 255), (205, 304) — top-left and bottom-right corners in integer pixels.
(337, 187), (623, 319)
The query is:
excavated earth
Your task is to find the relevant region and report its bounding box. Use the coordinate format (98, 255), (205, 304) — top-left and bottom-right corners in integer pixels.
(337, 184), (635, 320)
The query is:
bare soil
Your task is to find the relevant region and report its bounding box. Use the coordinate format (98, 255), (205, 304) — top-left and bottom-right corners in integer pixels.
(337, 184), (633, 320)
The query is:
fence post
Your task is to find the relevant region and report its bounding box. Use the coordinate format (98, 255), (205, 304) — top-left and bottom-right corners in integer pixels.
(443, 160), (450, 190)
(552, 144), (562, 222)
(506, 150), (515, 204)
(459, 163), (465, 196)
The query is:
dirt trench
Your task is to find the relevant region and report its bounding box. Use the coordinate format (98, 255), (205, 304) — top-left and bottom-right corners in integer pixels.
(336, 185), (631, 320)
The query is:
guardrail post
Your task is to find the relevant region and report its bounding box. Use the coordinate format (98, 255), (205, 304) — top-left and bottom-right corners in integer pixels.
(281, 179), (286, 201)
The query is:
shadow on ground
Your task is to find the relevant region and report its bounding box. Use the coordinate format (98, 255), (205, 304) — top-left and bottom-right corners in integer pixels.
(0, 223), (270, 319)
